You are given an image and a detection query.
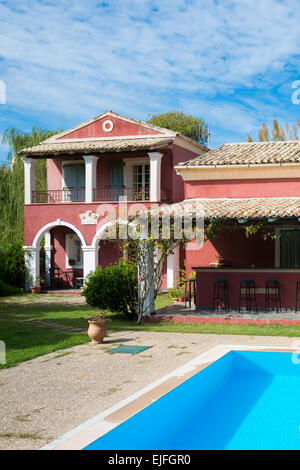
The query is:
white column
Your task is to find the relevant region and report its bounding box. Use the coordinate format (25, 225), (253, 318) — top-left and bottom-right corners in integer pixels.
(82, 246), (98, 280)
(24, 246), (40, 290)
(23, 158), (36, 204)
(44, 231), (52, 286)
(167, 246), (180, 289)
(83, 155), (98, 203)
(148, 152), (163, 202)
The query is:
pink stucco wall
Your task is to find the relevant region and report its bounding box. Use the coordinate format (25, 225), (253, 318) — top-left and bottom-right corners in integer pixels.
(98, 240), (123, 267)
(24, 202), (157, 246)
(195, 270), (298, 310)
(59, 116), (161, 140)
(185, 178), (300, 199)
(172, 145), (200, 203)
(185, 228), (275, 278)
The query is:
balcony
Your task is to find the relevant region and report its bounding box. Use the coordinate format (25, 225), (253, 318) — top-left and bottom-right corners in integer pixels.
(31, 187), (171, 204)
(25, 152), (167, 205)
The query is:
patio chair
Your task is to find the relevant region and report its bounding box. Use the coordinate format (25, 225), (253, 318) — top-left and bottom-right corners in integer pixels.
(49, 267), (63, 290)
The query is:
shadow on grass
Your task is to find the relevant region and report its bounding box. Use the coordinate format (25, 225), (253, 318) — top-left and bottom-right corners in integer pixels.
(0, 320), (89, 369)
(0, 301), (133, 328)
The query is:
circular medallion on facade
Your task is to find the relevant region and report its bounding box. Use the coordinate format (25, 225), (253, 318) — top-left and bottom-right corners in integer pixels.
(102, 119), (114, 133)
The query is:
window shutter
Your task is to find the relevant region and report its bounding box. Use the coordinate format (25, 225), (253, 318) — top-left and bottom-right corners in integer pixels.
(110, 162), (123, 188)
(63, 165), (77, 189)
(76, 164), (85, 189)
(280, 230), (300, 268)
(110, 162), (123, 201)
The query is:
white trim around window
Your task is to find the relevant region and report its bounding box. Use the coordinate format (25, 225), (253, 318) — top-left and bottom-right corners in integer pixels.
(61, 160), (85, 190)
(123, 157), (150, 189)
(65, 233), (83, 269)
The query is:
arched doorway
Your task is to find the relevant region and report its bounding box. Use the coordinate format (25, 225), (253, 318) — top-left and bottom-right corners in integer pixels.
(25, 219), (86, 290)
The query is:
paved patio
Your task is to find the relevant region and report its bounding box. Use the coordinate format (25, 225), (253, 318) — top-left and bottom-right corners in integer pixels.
(1, 329), (299, 450)
(154, 302), (300, 325)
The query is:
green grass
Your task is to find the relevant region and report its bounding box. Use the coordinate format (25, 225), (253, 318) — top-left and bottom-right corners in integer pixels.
(0, 320), (89, 369)
(1, 293), (300, 369)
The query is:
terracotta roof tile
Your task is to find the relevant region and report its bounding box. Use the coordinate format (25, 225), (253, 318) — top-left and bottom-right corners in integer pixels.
(18, 137), (174, 156)
(150, 197), (300, 220)
(178, 141), (300, 167)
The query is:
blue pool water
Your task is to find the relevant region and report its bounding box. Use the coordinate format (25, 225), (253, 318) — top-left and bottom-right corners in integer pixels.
(84, 351), (300, 450)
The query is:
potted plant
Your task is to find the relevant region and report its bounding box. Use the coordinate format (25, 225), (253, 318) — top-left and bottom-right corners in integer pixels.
(168, 286), (186, 304)
(30, 284), (42, 294)
(69, 259), (76, 267)
(87, 313), (111, 344)
(29, 276), (42, 294)
(168, 287), (179, 303)
(177, 285), (186, 303)
(209, 256), (227, 268)
(39, 276), (48, 291)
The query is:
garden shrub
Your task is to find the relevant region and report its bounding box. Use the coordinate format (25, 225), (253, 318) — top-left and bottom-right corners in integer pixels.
(0, 241), (26, 288)
(82, 261), (138, 319)
(0, 279), (23, 297)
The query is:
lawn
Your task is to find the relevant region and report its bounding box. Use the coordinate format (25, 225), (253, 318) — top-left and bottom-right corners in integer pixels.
(0, 320), (89, 369)
(1, 293), (300, 368)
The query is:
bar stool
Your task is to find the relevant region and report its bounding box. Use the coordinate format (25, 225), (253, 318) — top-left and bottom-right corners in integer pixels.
(295, 281), (300, 312)
(213, 280), (229, 312)
(185, 279), (196, 309)
(265, 280), (281, 313)
(239, 280), (257, 313)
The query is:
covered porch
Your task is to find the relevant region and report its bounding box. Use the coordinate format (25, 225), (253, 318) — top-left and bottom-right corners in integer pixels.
(154, 196), (300, 315)
(192, 197), (300, 313)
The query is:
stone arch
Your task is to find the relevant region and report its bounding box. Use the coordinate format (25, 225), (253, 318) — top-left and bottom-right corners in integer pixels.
(91, 219), (133, 249)
(32, 219), (87, 248)
(25, 219), (87, 290)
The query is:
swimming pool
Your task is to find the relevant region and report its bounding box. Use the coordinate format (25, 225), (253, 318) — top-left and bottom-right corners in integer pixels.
(84, 351), (300, 450)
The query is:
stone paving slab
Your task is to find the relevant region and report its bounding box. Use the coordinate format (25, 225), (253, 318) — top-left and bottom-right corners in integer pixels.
(157, 303), (300, 321)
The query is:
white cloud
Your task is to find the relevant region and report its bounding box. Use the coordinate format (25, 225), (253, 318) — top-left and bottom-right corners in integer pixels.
(0, 0), (299, 150)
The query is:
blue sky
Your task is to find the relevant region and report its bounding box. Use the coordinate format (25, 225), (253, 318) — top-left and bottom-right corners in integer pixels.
(0, 0), (300, 163)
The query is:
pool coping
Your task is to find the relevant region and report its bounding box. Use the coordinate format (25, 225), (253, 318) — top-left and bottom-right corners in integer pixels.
(41, 344), (300, 450)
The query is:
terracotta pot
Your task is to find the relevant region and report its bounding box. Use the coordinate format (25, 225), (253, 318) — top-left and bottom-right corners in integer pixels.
(178, 296), (185, 303)
(30, 286), (41, 294)
(88, 320), (107, 344)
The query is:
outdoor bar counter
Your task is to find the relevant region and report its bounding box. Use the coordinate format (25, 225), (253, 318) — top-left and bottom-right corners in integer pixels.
(192, 267), (300, 311)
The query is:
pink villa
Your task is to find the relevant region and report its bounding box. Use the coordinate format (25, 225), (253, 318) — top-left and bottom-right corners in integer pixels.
(20, 110), (206, 291)
(20, 110), (300, 313)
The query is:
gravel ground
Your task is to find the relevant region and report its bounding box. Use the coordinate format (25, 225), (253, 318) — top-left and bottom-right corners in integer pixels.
(0, 329), (299, 450)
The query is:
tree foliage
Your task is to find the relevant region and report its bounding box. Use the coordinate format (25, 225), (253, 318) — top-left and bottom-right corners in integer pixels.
(147, 111), (208, 145)
(0, 127), (60, 243)
(82, 260), (138, 319)
(246, 118), (300, 142)
(0, 241), (26, 288)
